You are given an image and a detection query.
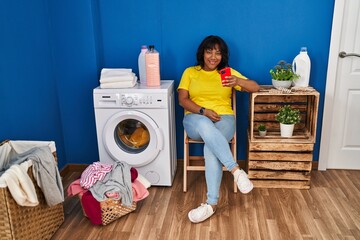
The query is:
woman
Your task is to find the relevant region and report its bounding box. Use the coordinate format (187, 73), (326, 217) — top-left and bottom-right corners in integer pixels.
(178, 35), (260, 223)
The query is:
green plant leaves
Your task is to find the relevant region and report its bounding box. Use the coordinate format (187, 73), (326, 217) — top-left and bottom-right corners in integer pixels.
(275, 105), (301, 124)
(270, 60), (300, 81)
(258, 124), (266, 131)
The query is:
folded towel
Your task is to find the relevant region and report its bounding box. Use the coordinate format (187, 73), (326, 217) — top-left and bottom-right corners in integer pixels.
(100, 77), (137, 89)
(100, 68), (134, 83)
(101, 68), (132, 74)
(100, 74), (135, 83)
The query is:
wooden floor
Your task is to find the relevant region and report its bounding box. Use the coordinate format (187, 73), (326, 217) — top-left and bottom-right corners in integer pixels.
(52, 167), (360, 240)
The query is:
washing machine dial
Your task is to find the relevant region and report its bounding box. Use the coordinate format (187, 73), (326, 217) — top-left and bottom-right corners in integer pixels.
(125, 96), (133, 106)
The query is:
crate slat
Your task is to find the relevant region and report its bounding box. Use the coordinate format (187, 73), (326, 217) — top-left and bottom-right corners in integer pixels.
(254, 95), (309, 103)
(252, 180), (310, 189)
(248, 170), (311, 180)
(248, 142), (314, 151)
(248, 161), (312, 171)
(248, 152), (313, 161)
(250, 134), (315, 144)
(254, 103), (308, 113)
(253, 112), (306, 122)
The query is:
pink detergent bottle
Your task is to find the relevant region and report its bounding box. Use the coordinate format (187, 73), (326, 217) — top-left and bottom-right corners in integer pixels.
(145, 45), (161, 87)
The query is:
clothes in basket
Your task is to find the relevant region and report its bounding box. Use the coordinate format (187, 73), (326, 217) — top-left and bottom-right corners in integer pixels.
(0, 140), (64, 240)
(67, 161), (151, 226)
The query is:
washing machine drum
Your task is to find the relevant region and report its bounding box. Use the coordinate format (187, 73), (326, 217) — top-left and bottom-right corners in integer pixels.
(102, 110), (163, 167)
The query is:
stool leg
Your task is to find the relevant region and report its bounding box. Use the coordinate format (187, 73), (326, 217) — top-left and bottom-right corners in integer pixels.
(183, 141), (189, 192)
(231, 138), (238, 193)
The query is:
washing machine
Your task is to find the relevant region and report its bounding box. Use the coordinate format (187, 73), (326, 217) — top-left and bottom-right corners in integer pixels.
(93, 80), (177, 186)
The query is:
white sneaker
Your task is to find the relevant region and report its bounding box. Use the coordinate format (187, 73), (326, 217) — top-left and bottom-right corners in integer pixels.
(188, 203), (215, 223)
(235, 169), (254, 194)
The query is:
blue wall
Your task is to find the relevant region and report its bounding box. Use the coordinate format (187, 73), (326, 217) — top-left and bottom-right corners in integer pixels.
(0, 0), (335, 170)
(0, 0), (66, 165)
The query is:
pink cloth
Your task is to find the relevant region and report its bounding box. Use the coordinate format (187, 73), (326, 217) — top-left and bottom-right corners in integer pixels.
(67, 179), (87, 197)
(80, 162), (112, 189)
(105, 191), (120, 199)
(132, 179), (149, 202)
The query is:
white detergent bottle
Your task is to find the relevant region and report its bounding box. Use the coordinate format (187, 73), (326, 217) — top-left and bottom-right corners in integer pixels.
(138, 45), (147, 85)
(145, 45), (161, 87)
(292, 47), (311, 87)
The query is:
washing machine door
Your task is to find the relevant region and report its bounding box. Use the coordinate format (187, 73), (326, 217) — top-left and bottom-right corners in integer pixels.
(103, 110), (163, 167)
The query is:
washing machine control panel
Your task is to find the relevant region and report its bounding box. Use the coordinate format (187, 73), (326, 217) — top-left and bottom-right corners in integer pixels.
(119, 93), (167, 108)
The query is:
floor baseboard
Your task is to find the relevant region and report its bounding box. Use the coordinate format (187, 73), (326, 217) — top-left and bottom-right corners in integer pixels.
(60, 160), (319, 176)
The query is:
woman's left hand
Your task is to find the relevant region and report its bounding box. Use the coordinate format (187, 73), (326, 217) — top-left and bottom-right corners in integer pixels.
(222, 75), (239, 87)
(222, 75), (260, 92)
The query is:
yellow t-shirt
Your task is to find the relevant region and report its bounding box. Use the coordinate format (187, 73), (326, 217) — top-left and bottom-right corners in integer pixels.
(177, 66), (247, 114)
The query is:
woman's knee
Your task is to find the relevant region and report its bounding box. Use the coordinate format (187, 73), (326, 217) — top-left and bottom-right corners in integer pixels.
(183, 115), (215, 139)
(215, 116), (235, 140)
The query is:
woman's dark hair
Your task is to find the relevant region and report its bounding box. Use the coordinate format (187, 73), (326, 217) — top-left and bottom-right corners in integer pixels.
(196, 35), (229, 70)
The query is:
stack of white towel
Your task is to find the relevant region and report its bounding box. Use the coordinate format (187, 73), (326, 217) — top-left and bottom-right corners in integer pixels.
(100, 68), (138, 89)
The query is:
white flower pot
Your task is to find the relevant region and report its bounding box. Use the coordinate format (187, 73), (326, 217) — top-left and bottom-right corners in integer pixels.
(272, 79), (292, 89)
(280, 123), (294, 137)
(259, 130), (267, 137)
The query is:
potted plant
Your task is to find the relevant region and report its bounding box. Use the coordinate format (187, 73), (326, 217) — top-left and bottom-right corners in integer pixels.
(258, 124), (267, 137)
(270, 60), (300, 89)
(275, 105), (301, 137)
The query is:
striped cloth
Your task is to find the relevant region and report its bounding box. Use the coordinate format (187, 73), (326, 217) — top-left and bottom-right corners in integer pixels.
(80, 162), (113, 189)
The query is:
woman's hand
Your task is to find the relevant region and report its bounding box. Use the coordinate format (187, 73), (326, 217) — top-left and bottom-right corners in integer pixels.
(222, 75), (239, 87)
(204, 109), (221, 122)
(223, 75), (260, 92)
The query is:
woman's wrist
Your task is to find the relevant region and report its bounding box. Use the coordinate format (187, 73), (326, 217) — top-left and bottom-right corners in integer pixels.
(236, 77), (243, 87)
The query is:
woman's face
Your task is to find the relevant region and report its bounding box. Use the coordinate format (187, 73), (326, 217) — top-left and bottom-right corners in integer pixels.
(203, 44), (222, 71)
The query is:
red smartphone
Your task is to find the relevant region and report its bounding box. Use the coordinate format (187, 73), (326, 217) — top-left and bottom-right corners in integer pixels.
(220, 67), (231, 81)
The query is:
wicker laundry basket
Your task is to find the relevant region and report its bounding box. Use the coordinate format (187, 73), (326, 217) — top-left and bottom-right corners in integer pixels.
(0, 140), (64, 240)
(79, 193), (136, 226)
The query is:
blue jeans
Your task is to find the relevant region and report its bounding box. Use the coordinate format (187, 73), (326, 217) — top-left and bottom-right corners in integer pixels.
(183, 114), (238, 205)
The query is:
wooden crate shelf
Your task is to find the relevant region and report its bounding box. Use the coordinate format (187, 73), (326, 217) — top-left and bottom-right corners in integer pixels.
(247, 136), (313, 189)
(247, 86), (319, 189)
(249, 86), (320, 143)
